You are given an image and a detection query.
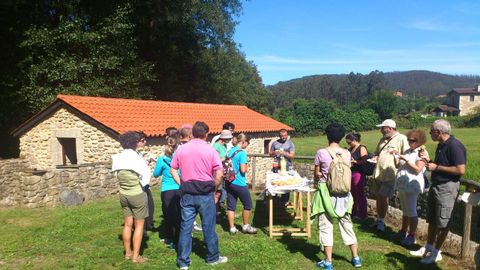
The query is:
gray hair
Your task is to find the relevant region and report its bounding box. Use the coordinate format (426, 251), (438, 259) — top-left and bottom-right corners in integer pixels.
(432, 119), (451, 134)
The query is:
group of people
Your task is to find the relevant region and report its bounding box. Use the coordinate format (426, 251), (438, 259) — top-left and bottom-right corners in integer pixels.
(111, 117), (466, 269)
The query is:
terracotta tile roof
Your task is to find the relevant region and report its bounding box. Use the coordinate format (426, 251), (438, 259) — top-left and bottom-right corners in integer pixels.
(432, 104), (460, 113)
(451, 88), (480, 95)
(57, 95), (293, 137)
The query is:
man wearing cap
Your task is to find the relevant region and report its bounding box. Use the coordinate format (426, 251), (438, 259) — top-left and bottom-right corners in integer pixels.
(410, 119), (466, 264)
(211, 122), (236, 151)
(370, 119), (408, 232)
(213, 130), (233, 208)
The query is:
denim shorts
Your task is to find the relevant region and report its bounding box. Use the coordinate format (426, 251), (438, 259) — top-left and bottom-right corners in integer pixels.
(226, 183), (253, 211)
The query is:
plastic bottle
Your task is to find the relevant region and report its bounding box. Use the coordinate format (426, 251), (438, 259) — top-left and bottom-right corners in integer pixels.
(280, 156), (287, 175)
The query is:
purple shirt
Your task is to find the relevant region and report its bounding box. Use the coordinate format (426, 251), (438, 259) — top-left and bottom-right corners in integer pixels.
(171, 138), (222, 182)
(314, 148), (351, 182)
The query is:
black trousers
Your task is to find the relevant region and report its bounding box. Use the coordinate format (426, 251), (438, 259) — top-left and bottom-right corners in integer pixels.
(161, 189), (182, 244)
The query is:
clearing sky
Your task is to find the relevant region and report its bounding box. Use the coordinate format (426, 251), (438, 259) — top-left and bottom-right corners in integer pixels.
(234, 0), (480, 85)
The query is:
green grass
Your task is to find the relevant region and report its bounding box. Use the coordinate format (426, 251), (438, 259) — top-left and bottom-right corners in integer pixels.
(0, 189), (467, 269)
(292, 127), (480, 181)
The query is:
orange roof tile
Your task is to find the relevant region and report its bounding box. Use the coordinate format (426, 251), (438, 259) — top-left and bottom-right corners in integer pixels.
(57, 95), (293, 137)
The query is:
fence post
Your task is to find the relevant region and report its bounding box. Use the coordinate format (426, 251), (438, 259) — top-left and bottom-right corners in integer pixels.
(461, 202), (472, 259)
(251, 156), (256, 189)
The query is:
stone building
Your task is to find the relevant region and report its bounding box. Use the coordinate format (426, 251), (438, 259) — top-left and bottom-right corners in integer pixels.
(433, 85), (480, 116)
(4, 95), (292, 207)
(13, 94), (292, 169)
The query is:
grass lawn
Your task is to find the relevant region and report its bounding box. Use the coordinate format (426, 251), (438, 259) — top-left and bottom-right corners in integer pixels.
(0, 189), (468, 269)
(292, 127), (480, 181)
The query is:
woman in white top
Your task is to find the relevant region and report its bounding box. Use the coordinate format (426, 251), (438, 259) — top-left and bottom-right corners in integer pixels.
(112, 131), (151, 263)
(392, 129), (429, 246)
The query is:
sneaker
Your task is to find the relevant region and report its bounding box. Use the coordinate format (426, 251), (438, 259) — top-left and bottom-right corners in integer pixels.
(351, 257), (362, 268)
(208, 256), (228, 266)
(230, 227), (239, 235)
(369, 219), (379, 228)
(393, 231), (406, 242)
(410, 247), (428, 257)
(315, 259), (333, 269)
(179, 266), (188, 270)
(400, 234), (416, 246)
(420, 251), (442, 264)
(242, 224), (258, 234)
(193, 221), (203, 232)
(376, 220), (385, 232)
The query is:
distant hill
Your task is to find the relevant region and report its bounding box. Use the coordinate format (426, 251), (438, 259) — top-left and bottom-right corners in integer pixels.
(269, 70), (479, 108)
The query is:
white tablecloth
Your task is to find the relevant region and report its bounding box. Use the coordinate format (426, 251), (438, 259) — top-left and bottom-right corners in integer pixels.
(265, 171), (313, 196)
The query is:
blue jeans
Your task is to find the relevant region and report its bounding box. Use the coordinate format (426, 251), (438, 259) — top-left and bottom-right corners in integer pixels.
(177, 192), (219, 268)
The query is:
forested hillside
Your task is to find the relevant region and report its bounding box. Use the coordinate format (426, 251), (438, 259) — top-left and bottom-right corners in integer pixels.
(384, 70), (479, 97)
(269, 70), (479, 108)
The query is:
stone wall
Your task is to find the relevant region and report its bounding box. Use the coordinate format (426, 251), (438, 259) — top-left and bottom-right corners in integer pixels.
(0, 159), (117, 208)
(19, 108), (121, 169)
(459, 95), (480, 116)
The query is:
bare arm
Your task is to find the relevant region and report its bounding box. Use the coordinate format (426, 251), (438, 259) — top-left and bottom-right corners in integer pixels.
(170, 168), (181, 185)
(314, 165), (322, 180)
(240, 163), (247, 174)
(426, 163), (465, 176)
(214, 168), (223, 189)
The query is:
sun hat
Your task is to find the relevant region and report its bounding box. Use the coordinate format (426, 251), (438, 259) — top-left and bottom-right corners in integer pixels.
(219, 129), (233, 139)
(376, 119), (396, 129)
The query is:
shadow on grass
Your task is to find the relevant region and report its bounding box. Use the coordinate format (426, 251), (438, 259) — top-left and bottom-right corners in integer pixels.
(385, 252), (442, 270)
(251, 198), (296, 235)
(276, 234), (321, 262)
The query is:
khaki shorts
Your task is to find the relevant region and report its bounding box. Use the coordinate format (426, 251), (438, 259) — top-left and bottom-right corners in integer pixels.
(426, 181), (459, 229)
(370, 180), (395, 198)
(120, 192), (148, 219)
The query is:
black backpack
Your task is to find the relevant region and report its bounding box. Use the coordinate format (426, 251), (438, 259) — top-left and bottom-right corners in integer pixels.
(222, 149), (242, 182)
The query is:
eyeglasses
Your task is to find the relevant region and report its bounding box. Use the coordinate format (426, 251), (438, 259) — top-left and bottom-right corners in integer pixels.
(407, 138), (417, 143)
(430, 128), (438, 133)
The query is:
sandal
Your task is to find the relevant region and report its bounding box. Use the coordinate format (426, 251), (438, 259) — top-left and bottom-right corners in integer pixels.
(132, 256), (147, 264)
(125, 255), (132, 260)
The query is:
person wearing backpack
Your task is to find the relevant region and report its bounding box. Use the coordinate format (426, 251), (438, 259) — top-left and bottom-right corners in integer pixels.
(311, 123), (361, 269)
(345, 132), (368, 220)
(225, 133), (258, 235)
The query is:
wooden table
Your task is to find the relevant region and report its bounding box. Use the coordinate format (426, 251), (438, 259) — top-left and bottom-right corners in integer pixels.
(267, 189), (314, 238)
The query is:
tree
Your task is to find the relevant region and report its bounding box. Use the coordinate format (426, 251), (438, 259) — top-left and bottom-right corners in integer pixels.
(19, 5), (156, 113)
(366, 90), (399, 120)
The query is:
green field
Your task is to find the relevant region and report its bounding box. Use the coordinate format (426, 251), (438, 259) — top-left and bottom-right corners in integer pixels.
(292, 127), (480, 181)
(0, 189), (468, 269)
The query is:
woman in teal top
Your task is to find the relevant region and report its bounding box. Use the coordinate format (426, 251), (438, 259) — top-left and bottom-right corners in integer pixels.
(153, 139), (181, 248)
(225, 133), (257, 235)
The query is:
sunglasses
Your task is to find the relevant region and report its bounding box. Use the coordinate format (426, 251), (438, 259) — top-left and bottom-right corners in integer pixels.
(407, 138), (417, 143)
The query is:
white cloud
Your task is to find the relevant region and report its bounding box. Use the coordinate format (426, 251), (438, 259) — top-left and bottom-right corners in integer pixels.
(403, 19), (447, 31)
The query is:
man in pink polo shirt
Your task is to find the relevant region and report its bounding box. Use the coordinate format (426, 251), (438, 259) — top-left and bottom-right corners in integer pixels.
(171, 121), (227, 269)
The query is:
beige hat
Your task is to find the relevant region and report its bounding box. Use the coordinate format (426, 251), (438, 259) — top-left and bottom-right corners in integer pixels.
(376, 119), (396, 129)
(219, 129), (233, 139)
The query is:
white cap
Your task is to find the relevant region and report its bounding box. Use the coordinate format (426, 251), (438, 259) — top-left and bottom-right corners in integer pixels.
(376, 119), (396, 129)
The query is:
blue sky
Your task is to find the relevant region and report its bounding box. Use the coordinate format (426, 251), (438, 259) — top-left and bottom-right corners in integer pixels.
(234, 0), (480, 85)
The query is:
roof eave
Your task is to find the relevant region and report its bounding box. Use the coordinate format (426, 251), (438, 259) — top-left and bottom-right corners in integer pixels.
(11, 99), (119, 139)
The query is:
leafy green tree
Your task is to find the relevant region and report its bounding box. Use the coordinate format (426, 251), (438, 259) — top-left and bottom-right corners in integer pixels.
(366, 90), (400, 120)
(19, 5), (156, 113)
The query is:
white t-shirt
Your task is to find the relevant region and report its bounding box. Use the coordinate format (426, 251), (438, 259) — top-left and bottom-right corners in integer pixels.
(395, 147), (429, 194)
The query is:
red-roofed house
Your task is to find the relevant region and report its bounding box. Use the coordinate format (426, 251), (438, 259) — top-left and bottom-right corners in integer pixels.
(13, 95), (292, 170)
(433, 85), (480, 116)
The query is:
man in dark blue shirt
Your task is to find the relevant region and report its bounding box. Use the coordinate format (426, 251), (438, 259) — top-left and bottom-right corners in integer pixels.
(411, 119), (466, 264)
